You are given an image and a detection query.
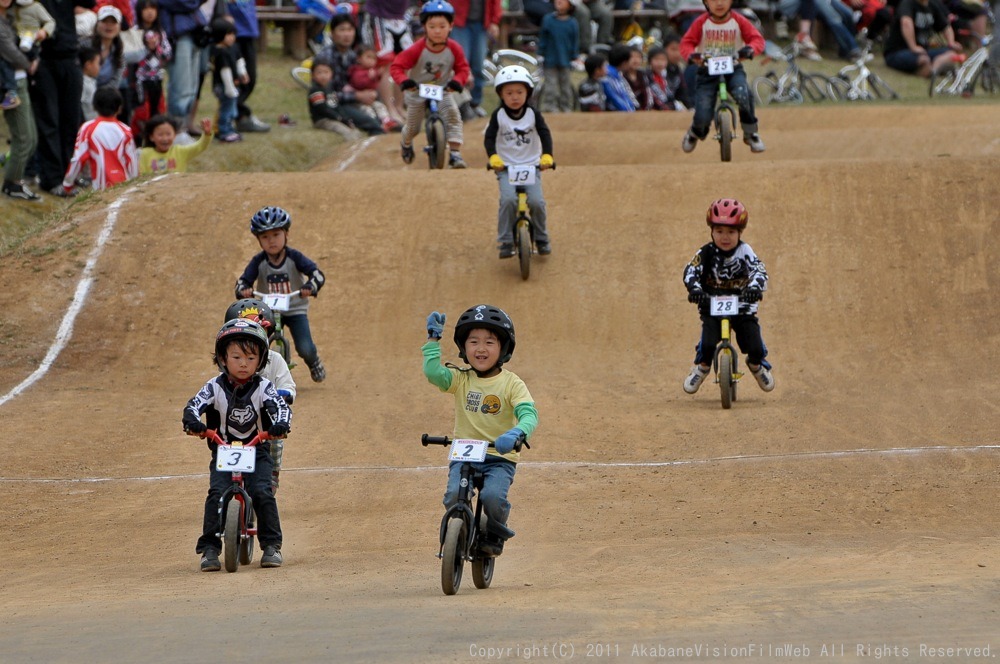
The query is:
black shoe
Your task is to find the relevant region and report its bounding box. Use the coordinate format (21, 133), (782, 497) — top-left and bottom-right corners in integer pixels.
(498, 242), (515, 259)
(401, 142), (414, 164)
(2, 180), (40, 201)
(309, 359), (326, 383)
(261, 545), (283, 568)
(479, 536), (504, 557)
(536, 241), (551, 255)
(200, 548), (221, 572)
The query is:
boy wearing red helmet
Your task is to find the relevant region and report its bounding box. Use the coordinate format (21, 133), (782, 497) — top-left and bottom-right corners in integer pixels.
(682, 198), (774, 394)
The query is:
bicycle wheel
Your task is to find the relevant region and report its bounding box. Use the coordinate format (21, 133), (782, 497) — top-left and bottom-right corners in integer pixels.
(718, 349), (733, 410)
(517, 221), (531, 280)
(752, 76), (778, 105)
(441, 517), (466, 595)
(290, 66), (312, 90)
(472, 554), (495, 589)
(974, 64), (999, 95)
(271, 334), (292, 367)
(223, 499), (241, 573)
(929, 68), (958, 97)
(426, 117), (447, 170)
(800, 74), (828, 102)
(868, 73), (898, 100)
(826, 75), (852, 101)
(718, 111), (733, 163)
(239, 509), (254, 565)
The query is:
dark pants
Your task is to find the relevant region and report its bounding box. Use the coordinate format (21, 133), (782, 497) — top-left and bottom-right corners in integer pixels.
(693, 313), (769, 368)
(30, 56), (83, 190)
(338, 102), (385, 136)
(235, 36), (258, 121)
(690, 66), (756, 140)
(281, 313), (320, 368)
(197, 444), (282, 553)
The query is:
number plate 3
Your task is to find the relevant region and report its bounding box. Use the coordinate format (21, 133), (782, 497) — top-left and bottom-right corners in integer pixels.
(216, 445), (256, 473)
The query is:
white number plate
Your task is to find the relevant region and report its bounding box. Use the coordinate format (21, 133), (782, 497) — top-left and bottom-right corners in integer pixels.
(710, 295), (740, 317)
(262, 293), (291, 312)
(216, 445), (256, 473)
(708, 56), (735, 75)
(419, 83), (444, 101)
(449, 439), (488, 463)
(507, 164), (536, 185)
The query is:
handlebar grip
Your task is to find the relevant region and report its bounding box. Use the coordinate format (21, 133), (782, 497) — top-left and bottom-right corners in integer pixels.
(421, 434), (451, 446)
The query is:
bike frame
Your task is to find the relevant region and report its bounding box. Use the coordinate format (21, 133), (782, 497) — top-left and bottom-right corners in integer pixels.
(931, 35), (996, 96)
(253, 289), (301, 368)
(713, 317), (743, 384)
(201, 430), (269, 547)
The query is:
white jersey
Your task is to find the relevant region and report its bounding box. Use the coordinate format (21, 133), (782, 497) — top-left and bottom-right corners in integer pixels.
(262, 350), (296, 403)
(494, 107), (543, 166)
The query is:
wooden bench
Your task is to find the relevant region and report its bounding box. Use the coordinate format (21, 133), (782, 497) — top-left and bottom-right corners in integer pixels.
(257, 5), (315, 60)
(498, 8), (672, 50)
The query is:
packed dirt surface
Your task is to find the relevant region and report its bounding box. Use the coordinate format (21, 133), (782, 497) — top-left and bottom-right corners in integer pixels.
(2, 104), (999, 663)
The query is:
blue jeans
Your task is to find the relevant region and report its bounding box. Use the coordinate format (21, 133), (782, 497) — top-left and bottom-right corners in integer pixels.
(217, 95), (238, 137)
(451, 23), (488, 106)
(780, 0), (858, 56)
(691, 67), (756, 139)
(0, 59), (15, 95)
(281, 313), (319, 367)
(496, 171), (548, 244)
(443, 456), (517, 529)
(167, 34), (202, 118)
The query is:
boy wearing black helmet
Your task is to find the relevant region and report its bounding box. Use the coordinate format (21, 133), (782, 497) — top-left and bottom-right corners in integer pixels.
(422, 304), (539, 556)
(235, 206), (328, 383)
(182, 319), (292, 571)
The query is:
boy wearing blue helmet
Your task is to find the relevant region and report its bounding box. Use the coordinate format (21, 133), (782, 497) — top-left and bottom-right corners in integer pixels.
(235, 206), (328, 383)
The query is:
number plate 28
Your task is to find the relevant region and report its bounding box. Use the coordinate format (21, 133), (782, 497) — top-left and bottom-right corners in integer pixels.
(710, 295), (739, 317)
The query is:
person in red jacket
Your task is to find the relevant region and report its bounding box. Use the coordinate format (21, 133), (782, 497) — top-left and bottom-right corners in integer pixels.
(449, 0), (500, 117)
(61, 87), (138, 194)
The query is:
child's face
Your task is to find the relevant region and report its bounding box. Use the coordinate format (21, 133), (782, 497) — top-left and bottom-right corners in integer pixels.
(594, 63), (607, 78)
(649, 53), (667, 72)
(256, 228), (287, 258)
(705, 0), (732, 19)
(312, 64), (333, 87)
(711, 225), (741, 251)
(83, 55), (101, 78)
(665, 42), (682, 64)
(222, 31), (235, 46)
(464, 328), (501, 374)
(224, 341), (261, 381)
(553, 0), (571, 14)
(500, 82), (529, 110)
(424, 16), (452, 46)
(627, 50), (643, 72)
(140, 5), (157, 26)
(332, 22), (355, 48)
(150, 121), (176, 152)
(358, 50), (377, 68)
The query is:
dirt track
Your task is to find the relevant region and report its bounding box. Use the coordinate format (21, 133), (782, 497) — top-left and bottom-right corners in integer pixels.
(2, 105), (1000, 663)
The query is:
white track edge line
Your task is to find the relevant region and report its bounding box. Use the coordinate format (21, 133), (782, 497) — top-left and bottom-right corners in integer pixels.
(2, 444), (997, 485)
(336, 136), (377, 172)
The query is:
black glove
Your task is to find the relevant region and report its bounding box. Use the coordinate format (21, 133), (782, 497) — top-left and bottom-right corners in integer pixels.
(688, 288), (708, 305)
(738, 46), (755, 61)
(742, 287), (763, 303)
(268, 422), (290, 438)
(400, 78), (418, 91)
(184, 420), (207, 435)
(446, 79), (464, 92)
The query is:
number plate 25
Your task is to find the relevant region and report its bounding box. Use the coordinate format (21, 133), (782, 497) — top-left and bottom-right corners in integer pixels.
(707, 56), (734, 75)
(216, 445), (256, 473)
(449, 439), (488, 462)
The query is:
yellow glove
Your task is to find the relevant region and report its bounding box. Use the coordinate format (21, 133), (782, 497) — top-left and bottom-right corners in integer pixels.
(540, 154), (554, 169)
(488, 154), (505, 171)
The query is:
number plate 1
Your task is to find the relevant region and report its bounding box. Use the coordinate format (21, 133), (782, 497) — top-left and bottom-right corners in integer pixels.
(262, 293), (291, 312)
(216, 445), (256, 473)
(507, 164), (536, 185)
(710, 295), (740, 317)
(708, 56), (734, 75)
(419, 83), (444, 101)
(449, 439), (488, 463)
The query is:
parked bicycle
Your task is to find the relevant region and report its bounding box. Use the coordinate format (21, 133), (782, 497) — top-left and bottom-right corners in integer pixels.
(483, 49), (544, 98)
(826, 34), (898, 101)
(753, 41), (829, 104)
(421, 433), (528, 596)
(253, 289), (300, 369)
(929, 34), (998, 97)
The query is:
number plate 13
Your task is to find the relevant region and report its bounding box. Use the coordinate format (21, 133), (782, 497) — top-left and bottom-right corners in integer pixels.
(507, 164), (536, 185)
(449, 439), (488, 462)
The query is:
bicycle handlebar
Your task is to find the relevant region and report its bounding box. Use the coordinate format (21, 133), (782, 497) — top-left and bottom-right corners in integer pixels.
(252, 290), (303, 299)
(421, 433), (531, 451)
(191, 429), (274, 447)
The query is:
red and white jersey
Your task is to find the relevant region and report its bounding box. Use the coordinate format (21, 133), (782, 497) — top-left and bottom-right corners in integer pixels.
(63, 116), (139, 191)
(389, 37), (470, 87)
(680, 12), (766, 60)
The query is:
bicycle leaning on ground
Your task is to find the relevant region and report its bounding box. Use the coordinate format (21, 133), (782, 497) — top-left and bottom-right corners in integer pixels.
(826, 32), (898, 101)
(753, 41), (829, 104)
(929, 33), (999, 97)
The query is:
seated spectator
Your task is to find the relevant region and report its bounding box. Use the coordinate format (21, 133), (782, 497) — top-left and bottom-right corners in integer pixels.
(883, 0), (962, 77)
(602, 42), (638, 111)
(623, 44), (668, 109)
(348, 45), (401, 131)
(62, 87), (138, 195)
(646, 45), (684, 110)
(307, 57), (364, 140)
(781, 0), (862, 60)
(945, 0), (990, 46)
(139, 114), (212, 173)
(578, 52), (607, 110)
(841, 0), (891, 42)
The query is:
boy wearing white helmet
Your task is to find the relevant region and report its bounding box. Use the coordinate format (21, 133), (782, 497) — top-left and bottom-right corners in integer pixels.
(484, 65), (555, 258)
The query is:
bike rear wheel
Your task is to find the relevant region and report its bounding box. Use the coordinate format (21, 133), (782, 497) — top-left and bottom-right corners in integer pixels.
(800, 74), (828, 102)
(929, 69), (958, 97)
(441, 517), (466, 595)
(752, 76), (778, 105)
(719, 114), (732, 162)
(426, 117), (447, 170)
(826, 75), (852, 101)
(718, 349), (734, 410)
(272, 333), (292, 368)
(868, 73), (898, 100)
(239, 510), (254, 565)
(517, 221), (532, 280)
(472, 555), (495, 589)
(224, 499), (241, 573)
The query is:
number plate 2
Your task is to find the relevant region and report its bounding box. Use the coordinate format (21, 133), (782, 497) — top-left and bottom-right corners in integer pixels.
(449, 439), (488, 463)
(507, 164), (536, 185)
(710, 295), (740, 317)
(419, 84), (444, 101)
(708, 56), (734, 75)
(216, 445), (256, 473)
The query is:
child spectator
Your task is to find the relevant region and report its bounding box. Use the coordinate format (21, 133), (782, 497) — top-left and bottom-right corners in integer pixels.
(61, 87), (138, 194)
(390, 0), (470, 168)
(577, 52), (607, 111)
(623, 44), (667, 110)
(313, 7), (387, 137)
(139, 114), (212, 173)
(485, 65), (555, 258)
(662, 33), (692, 109)
(307, 57), (365, 140)
(602, 43), (638, 111)
(182, 318), (291, 572)
(422, 305), (538, 557)
(348, 45), (401, 132)
(209, 18), (245, 143)
(682, 198), (774, 395)
(80, 45), (100, 120)
(235, 206), (328, 384)
(223, 298), (296, 493)
(537, 0), (578, 112)
(13, 0), (54, 63)
(0, 0), (38, 200)
(128, 0), (171, 143)
(680, 0), (766, 153)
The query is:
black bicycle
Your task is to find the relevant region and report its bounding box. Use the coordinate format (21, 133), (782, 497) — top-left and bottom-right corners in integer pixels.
(421, 433), (528, 595)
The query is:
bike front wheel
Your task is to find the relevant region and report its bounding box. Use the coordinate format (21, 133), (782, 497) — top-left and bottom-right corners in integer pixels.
(800, 74), (828, 102)
(517, 221), (531, 280)
(826, 75), (852, 101)
(223, 499), (241, 573)
(752, 76), (778, 105)
(929, 68), (958, 97)
(868, 73), (898, 100)
(718, 349), (734, 409)
(441, 517), (467, 595)
(426, 117), (447, 170)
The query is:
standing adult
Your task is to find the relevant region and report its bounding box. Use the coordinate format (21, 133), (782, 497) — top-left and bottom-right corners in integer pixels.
(160, 0), (222, 137)
(31, 0), (94, 196)
(0, 0), (39, 200)
(573, 0), (612, 58)
(227, 0), (269, 132)
(450, 0), (501, 117)
(883, 0), (960, 77)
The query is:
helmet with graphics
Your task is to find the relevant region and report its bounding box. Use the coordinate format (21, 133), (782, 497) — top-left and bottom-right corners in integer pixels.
(493, 65), (535, 99)
(214, 318), (270, 374)
(705, 198), (748, 231)
(249, 206), (292, 236)
(224, 298), (276, 338)
(453, 304), (516, 365)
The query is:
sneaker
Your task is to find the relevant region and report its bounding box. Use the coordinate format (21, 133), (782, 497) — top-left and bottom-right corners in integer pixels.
(401, 141), (414, 164)
(683, 364), (710, 394)
(237, 115), (271, 133)
(479, 535), (504, 557)
(470, 104), (487, 118)
(536, 241), (551, 255)
(774, 18), (789, 39)
(49, 185), (76, 197)
(681, 129), (698, 153)
(498, 242), (515, 259)
(200, 548), (221, 572)
(795, 33), (819, 51)
(744, 133), (766, 153)
(215, 133), (242, 143)
(260, 545), (283, 568)
(448, 152), (467, 169)
(2, 180), (40, 201)
(0, 91), (21, 110)
(794, 34), (823, 61)
(749, 364), (775, 392)
(381, 117), (401, 132)
(309, 359), (326, 383)
(570, 55), (586, 72)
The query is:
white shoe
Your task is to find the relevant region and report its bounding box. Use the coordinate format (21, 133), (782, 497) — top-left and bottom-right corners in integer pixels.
(749, 364), (775, 392)
(744, 133), (766, 153)
(683, 365), (710, 394)
(681, 130), (698, 153)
